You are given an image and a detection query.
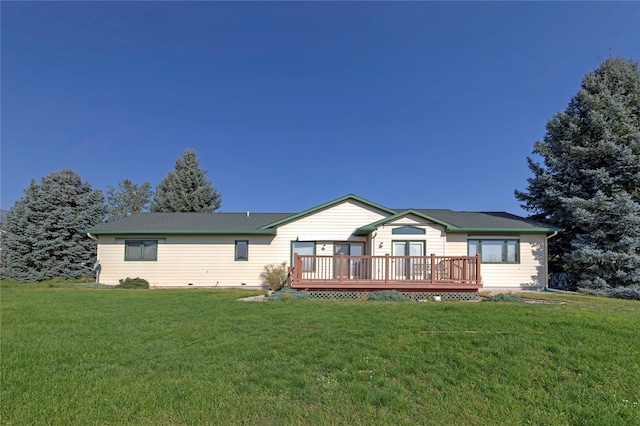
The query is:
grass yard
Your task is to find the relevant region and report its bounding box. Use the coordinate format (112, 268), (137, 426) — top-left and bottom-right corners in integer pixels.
(1, 282), (639, 425)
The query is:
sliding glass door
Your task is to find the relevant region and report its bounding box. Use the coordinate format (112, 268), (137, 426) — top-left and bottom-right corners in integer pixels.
(334, 243), (364, 279)
(393, 241), (424, 279)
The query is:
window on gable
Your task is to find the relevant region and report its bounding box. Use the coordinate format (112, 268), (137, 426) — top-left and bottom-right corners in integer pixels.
(125, 240), (158, 261)
(468, 239), (519, 263)
(392, 226), (426, 235)
(235, 240), (248, 261)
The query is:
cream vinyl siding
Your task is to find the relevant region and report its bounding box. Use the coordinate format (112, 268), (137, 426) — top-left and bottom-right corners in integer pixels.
(276, 200), (388, 242)
(96, 200), (390, 287)
(372, 214), (446, 256)
(446, 233), (547, 289)
(97, 235), (277, 287)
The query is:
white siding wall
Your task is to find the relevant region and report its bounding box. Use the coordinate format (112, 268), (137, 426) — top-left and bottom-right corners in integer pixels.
(96, 200), (389, 287)
(275, 200), (387, 243)
(445, 234), (547, 289)
(97, 234), (277, 287)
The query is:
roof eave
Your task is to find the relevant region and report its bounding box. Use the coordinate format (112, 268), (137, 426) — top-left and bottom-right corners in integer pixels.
(84, 229), (278, 236)
(353, 226), (377, 236)
(356, 209), (457, 233)
(447, 227), (563, 234)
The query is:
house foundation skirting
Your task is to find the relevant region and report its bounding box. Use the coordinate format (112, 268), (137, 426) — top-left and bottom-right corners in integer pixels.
(305, 290), (479, 302)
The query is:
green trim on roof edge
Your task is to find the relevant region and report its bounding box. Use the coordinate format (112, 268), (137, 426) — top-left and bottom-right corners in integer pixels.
(83, 229), (278, 236)
(356, 209), (458, 233)
(448, 227), (563, 234)
(259, 194), (398, 229)
(356, 209), (562, 235)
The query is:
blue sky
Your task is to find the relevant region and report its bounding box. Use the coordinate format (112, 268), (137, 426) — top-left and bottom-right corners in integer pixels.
(2, 1), (639, 216)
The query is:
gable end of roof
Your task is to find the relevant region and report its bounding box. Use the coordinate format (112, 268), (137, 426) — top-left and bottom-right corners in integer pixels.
(259, 194), (398, 229)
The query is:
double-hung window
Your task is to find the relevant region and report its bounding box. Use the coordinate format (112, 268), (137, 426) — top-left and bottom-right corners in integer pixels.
(235, 240), (249, 261)
(125, 240), (158, 261)
(468, 239), (519, 263)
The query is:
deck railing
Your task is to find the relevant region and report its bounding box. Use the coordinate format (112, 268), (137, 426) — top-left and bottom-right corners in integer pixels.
(290, 253), (481, 287)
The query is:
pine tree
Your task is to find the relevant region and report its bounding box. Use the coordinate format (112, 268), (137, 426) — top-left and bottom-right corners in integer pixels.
(515, 57), (640, 289)
(153, 149), (222, 212)
(1, 169), (106, 282)
(106, 179), (153, 222)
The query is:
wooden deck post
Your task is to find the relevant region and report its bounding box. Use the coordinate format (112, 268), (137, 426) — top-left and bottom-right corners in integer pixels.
(295, 254), (302, 283)
(462, 258), (467, 282)
(430, 253), (436, 284)
(447, 259), (456, 280)
(475, 254), (481, 285)
(384, 253), (389, 284)
(339, 253), (344, 283)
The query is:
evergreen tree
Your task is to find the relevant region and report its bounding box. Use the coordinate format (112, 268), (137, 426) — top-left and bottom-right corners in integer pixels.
(152, 149), (222, 212)
(515, 57), (640, 289)
(1, 169), (106, 282)
(106, 179), (153, 221)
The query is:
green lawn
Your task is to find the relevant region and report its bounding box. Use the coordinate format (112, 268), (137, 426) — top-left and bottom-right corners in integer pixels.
(2, 282), (639, 425)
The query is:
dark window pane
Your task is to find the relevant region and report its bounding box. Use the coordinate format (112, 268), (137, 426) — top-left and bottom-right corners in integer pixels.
(236, 241), (248, 260)
(126, 241), (141, 261)
(143, 241), (157, 261)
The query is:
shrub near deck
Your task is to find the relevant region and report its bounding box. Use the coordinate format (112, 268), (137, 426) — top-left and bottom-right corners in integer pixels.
(1, 282), (639, 425)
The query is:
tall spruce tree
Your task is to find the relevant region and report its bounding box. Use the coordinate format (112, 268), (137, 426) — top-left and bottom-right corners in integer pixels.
(1, 169), (106, 282)
(106, 179), (153, 221)
(515, 57), (640, 290)
(153, 149), (222, 212)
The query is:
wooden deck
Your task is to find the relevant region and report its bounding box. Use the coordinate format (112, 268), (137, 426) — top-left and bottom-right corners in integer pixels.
(289, 253), (482, 292)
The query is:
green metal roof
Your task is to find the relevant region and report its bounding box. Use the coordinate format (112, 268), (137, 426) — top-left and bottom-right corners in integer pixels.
(412, 209), (561, 233)
(85, 212), (291, 235)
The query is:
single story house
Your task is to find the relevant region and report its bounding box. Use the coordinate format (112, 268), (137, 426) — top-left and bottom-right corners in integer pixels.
(85, 194), (560, 294)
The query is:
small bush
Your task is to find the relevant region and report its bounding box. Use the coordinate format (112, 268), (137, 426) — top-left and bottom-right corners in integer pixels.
(268, 289), (310, 301)
(368, 290), (411, 301)
(261, 262), (288, 291)
(483, 293), (522, 302)
(117, 277), (150, 289)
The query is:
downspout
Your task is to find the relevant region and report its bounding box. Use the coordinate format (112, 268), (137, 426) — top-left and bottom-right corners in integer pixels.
(544, 232), (558, 290)
(86, 233), (100, 283)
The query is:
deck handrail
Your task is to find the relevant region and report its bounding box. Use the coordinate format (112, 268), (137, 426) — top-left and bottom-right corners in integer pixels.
(292, 253), (481, 286)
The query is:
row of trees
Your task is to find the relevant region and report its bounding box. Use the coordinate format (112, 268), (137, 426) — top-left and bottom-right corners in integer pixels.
(107, 149), (222, 220)
(1, 150), (221, 281)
